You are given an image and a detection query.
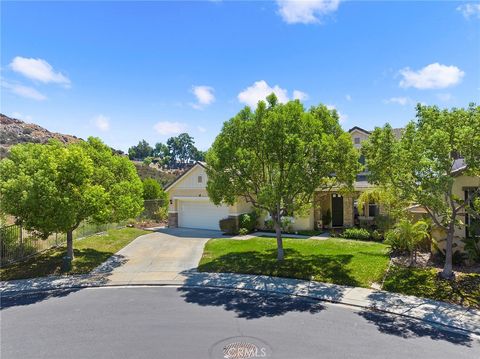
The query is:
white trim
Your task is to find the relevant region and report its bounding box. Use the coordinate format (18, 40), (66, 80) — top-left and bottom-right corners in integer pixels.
(174, 196), (211, 201)
(165, 162), (205, 192)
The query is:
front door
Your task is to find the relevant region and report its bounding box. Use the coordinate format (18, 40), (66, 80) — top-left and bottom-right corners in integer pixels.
(331, 195), (344, 227)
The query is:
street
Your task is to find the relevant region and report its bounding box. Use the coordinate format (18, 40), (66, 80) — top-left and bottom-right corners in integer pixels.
(1, 286), (478, 359)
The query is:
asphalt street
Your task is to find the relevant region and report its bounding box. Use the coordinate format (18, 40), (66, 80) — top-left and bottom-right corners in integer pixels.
(1, 286), (479, 359)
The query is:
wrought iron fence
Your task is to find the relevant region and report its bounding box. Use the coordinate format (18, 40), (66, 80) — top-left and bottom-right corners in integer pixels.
(0, 221), (127, 267)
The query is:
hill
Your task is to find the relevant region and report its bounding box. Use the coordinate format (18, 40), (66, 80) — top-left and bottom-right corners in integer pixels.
(0, 114), (81, 159)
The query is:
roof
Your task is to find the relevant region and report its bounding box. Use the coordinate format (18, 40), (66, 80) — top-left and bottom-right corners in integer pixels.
(452, 158), (467, 175)
(348, 126), (371, 135)
(164, 161), (206, 192)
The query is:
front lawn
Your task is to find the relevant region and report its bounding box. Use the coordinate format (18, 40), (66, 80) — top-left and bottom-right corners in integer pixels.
(0, 227), (149, 281)
(383, 265), (480, 309)
(198, 237), (389, 288)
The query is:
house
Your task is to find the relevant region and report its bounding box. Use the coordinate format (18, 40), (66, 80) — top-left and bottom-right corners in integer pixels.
(166, 127), (387, 231)
(165, 127), (479, 251)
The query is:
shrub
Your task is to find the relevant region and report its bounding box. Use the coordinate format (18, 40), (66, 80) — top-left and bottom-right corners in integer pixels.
(219, 217), (238, 235)
(238, 228), (249, 236)
(462, 236), (480, 263)
(385, 219), (429, 264)
(264, 219), (274, 230)
(371, 229), (383, 241)
(239, 212), (257, 233)
(281, 217), (293, 232)
(342, 228), (371, 240)
(321, 209), (331, 228)
(375, 214), (395, 234)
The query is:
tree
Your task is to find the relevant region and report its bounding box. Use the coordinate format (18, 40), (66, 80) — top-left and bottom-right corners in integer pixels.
(167, 133), (196, 166)
(362, 103), (480, 279)
(142, 178), (165, 200)
(0, 138), (144, 264)
(128, 139), (153, 160)
(206, 94), (359, 260)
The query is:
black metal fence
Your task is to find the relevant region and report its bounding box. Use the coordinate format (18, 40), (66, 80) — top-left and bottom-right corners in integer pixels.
(0, 221), (127, 267)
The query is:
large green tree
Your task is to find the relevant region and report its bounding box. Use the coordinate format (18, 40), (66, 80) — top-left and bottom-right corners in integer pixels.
(362, 104), (480, 279)
(206, 94), (359, 260)
(128, 139), (153, 160)
(0, 138), (144, 263)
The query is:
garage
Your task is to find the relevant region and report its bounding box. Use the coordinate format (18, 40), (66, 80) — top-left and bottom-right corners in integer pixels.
(178, 200), (229, 230)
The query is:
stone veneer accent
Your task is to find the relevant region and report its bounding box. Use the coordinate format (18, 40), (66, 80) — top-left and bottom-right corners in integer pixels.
(343, 195), (354, 227)
(168, 212), (178, 228)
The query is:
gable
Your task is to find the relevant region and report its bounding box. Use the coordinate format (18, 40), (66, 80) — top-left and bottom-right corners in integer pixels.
(165, 163), (208, 192)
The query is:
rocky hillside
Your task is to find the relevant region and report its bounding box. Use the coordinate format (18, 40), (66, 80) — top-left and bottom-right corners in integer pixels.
(0, 114), (81, 158)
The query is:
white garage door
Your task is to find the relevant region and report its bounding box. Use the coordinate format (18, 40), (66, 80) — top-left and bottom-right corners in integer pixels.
(178, 200), (229, 230)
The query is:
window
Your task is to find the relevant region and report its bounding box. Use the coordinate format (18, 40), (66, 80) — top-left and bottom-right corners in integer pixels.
(466, 188), (480, 237)
(354, 137), (361, 145)
(359, 155), (365, 165)
(368, 203), (379, 217)
(197, 176), (203, 183)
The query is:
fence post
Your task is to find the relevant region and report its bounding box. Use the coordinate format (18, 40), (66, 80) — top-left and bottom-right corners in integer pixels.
(19, 225), (24, 259)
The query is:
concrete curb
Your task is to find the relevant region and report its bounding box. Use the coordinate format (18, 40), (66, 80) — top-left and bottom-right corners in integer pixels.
(1, 272), (479, 336)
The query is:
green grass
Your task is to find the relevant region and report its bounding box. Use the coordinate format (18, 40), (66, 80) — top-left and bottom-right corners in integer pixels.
(383, 266), (480, 309)
(198, 237), (390, 288)
(0, 227), (149, 281)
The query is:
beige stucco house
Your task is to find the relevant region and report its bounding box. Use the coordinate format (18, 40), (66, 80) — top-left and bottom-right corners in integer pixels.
(166, 126), (479, 253)
(166, 126), (390, 232)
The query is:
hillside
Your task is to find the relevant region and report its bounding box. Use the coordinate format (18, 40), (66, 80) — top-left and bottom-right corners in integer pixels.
(0, 114), (81, 158)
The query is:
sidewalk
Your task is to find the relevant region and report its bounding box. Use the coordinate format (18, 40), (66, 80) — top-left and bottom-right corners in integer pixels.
(1, 271), (479, 336)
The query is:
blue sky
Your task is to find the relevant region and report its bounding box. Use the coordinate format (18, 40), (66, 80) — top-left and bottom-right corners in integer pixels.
(1, 1), (479, 152)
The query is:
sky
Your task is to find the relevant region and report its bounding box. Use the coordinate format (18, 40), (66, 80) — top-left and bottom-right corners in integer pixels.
(1, 1), (479, 152)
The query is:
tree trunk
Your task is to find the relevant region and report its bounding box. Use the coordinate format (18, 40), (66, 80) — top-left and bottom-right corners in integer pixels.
(66, 230), (74, 260)
(441, 224), (455, 280)
(274, 220), (284, 261)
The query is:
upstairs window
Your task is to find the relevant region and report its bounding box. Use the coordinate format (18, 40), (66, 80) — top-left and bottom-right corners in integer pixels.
(197, 176), (203, 183)
(354, 137), (361, 145)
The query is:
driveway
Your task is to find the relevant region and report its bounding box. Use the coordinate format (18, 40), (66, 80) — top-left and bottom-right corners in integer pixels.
(98, 228), (222, 284)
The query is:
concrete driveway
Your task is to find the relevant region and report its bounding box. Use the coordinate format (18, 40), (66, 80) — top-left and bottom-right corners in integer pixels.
(97, 228), (223, 284)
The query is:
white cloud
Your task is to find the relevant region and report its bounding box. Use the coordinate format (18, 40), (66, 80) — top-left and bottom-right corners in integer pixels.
(326, 104), (348, 123)
(191, 85), (215, 109)
(293, 89), (309, 101)
(237, 80), (291, 107)
(10, 56), (70, 86)
(277, 0), (341, 24)
(1, 80), (47, 101)
(153, 121), (188, 135)
(384, 97), (410, 106)
(399, 63), (465, 90)
(92, 114), (110, 131)
(197, 126), (207, 133)
(345, 94), (352, 101)
(457, 3), (480, 19)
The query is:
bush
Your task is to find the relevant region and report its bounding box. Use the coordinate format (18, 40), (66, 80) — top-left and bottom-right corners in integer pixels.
(342, 228), (371, 240)
(281, 217), (293, 232)
(385, 219), (430, 264)
(219, 217), (238, 235)
(321, 209), (331, 227)
(238, 228), (249, 236)
(371, 229), (383, 241)
(462, 236), (480, 263)
(264, 219), (274, 230)
(239, 212), (257, 233)
(375, 214), (395, 234)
